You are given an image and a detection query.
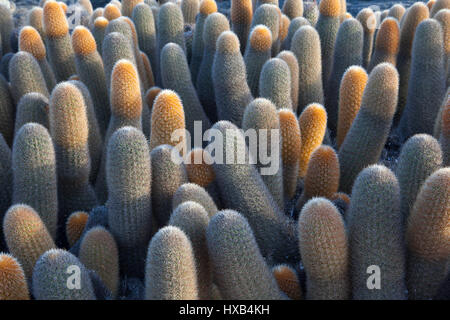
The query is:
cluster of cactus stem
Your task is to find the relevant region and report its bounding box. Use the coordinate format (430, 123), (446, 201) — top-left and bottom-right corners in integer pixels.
(0, 0), (447, 301)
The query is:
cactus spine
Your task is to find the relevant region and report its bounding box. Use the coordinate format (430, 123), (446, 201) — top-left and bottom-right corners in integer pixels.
(3, 204), (56, 279)
(212, 31), (253, 126)
(406, 168), (450, 300)
(206, 210), (285, 299)
(298, 198), (350, 300)
(43, 1), (77, 81)
(291, 26), (323, 112)
(12, 123), (58, 239)
(145, 226), (198, 300)
(0, 254), (29, 300)
(169, 201), (212, 299)
(336, 66), (368, 148)
(338, 63), (398, 194)
(106, 127), (151, 278)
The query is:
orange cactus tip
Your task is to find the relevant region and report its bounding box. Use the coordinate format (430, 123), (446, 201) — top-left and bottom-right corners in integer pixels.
(331, 192), (351, 205)
(298, 103), (328, 178)
(150, 89), (186, 151)
(357, 8), (377, 32)
(279, 14), (290, 42)
(427, 0), (436, 10)
(344, 12), (353, 20)
(319, 0), (341, 17)
(145, 86), (162, 110)
(231, 0), (252, 24)
(72, 26), (97, 55)
(200, 0), (217, 15)
(303, 145), (340, 199)
(249, 25), (272, 51)
(58, 1), (67, 13)
(0, 254), (30, 300)
(110, 60), (142, 119)
(43, 0), (69, 37)
(19, 26), (46, 60)
(104, 3), (122, 20)
(66, 211), (89, 247)
(217, 31), (240, 54)
(68, 74), (80, 81)
(272, 264), (302, 300)
(375, 18), (400, 54)
(278, 109), (301, 166)
(185, 148), (215, 187)
(94, 16), (109, 29)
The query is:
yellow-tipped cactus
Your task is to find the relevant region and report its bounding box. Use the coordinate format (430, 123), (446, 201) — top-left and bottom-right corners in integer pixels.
(79, 226), (119, 298)
(272, 264), (302, 300)
(19, 26), (56, 92)
(122, 0), (143, 17)
(244, 25), (272, 97)
(149, 90), (186, 156)
(71, 26), (110, 136)
(298, 198), (350, 300)
(0, 254), (29, 300)
(296, 146), (340, 210)
(395, 2), (429, 123)
(92, 17), (109, 54)
(65, 211), (89, 247)
(315, 0), (341, 89)
(336, 66), (368, 148)
(104, 3), (122, 20)
(298, 103), (327, 178)
(278, 108), (301, 201)
(190, 0), (217, 83)
(231, 0), (253, 52)
(406, 168), (450, 300)
(368, 17), (400, 72)
(338, 63), (399, 194)
(3, 204), (56, 279)
(43, 0), (77, 81)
